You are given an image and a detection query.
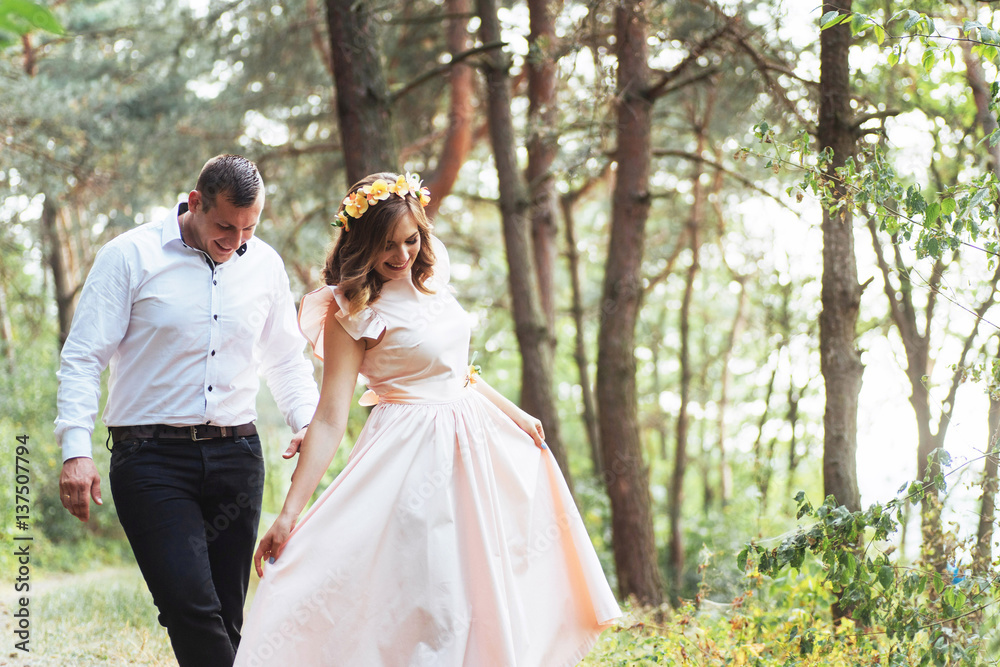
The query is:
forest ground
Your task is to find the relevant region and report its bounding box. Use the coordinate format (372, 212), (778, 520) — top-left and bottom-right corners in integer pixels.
(0, 563), (939, 667)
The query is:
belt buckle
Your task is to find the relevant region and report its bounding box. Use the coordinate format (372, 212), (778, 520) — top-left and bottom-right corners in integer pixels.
(189, 426), (212, 441)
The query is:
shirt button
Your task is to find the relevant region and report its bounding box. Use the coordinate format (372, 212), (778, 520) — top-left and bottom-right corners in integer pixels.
(213, 280), (218, 285)
(211, 350), (216, 356)
(214, 314), (218, 321)
(208, 386), (213, 392)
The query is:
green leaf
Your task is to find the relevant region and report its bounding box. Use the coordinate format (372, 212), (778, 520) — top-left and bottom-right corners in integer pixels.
(737, 547), (749, 572)
(922, 49), (936, 73)
(925, 202), (941, 226)
(878, 565), (895, 589)
(941, 198), (956, 215)
(964, 20), (985, 35)
(904, 10), (923, 32)
(873, 24), (886, 45)
(821, 10), (845, 29)
(888, 51), (899, 67)
(968, 187), (988, 210)
(0, 0), (63, 36)
(850, 13), (868, 36)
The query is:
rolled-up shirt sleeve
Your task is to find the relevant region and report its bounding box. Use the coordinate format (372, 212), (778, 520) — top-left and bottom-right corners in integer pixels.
(55, 243), (132, 461)
(256, 263), (320, 432)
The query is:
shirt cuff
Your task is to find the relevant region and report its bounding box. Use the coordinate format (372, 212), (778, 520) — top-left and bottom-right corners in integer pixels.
(61, 428), (95, 463)
(288, 405), (317, 433)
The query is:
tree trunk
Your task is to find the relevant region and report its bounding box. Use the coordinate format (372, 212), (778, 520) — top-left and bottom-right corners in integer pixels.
(325, 0), (397, 186)
(669, 135), (705, 601)
(595, 0), (663, 606)
(0, 277), (14, 375)
(649, 307), (669, 463)
(699, 321), (713, 516)
(818, 3), (862, 621)
(716, 277), (744, 507)
(475, 0), (571, 488)
(753, 365), (778, 507)
(962, 41), (1000, 173)
(525, 0), (561, 332)
(966, 41), (1000, 578)
(784, 379), (802, 503)
(422, 0), (475, 217)
(561, 193), (602, 476)
(975, 383), (1000, 575)
(818, 0), (862, 518)
(867, 213), (1000, 571)
(41, 196), (75, 348)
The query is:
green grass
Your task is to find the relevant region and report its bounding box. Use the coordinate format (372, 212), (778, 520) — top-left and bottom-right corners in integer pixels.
(7, 564), (991, 666)
(2, 568), (173, 666)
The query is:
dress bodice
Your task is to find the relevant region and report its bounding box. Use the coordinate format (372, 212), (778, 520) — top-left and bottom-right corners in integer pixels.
(298, 237), (472, 404)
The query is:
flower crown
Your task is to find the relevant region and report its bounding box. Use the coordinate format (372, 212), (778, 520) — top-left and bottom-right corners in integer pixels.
(334, 173), (431, 231)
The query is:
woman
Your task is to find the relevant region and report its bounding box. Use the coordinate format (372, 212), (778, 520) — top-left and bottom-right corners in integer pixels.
(234, 172), (620, 666)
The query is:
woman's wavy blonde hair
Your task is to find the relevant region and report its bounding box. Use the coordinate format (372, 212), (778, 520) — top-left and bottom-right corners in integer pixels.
(323, 172), (436, 317)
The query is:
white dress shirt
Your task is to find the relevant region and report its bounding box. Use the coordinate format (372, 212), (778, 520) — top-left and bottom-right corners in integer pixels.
(55, 203), (320, 461)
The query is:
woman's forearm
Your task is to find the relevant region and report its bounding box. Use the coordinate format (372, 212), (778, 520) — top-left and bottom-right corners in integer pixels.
(279, 416), (346, 519)
(473, 377), (519, 417)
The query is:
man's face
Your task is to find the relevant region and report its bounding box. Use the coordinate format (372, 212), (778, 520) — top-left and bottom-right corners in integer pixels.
(185, 189), (263, 263)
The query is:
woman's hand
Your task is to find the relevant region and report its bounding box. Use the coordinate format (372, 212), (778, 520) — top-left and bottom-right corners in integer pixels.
(510, 410), (546, 449)
(253, 512), (298, 577)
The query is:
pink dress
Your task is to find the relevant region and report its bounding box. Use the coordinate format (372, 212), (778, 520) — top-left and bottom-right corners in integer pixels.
(234, 238), (620, 667)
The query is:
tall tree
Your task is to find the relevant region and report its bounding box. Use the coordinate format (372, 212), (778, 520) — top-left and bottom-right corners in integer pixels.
(975, 348), (1000, 576)
(668, 90), (714, 599)
(421, 0), (475, 217)
(526, 0), (562, 331)
(326, 0), (398, 185)
(475, 0), (571, 486)
(561, 178), (606, 476)
(867, 220), (1000, 570)
(818, 0), (862, 519)
(596, 0), (663, 606)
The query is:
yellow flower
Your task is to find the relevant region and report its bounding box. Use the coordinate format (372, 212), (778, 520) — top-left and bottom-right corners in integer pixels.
(335, 211), (350, 231)
(363, 179), (392, 204)
(418, 187), (431, 207)
(343, 192), (368, 219)
(389, 174), (410, 197)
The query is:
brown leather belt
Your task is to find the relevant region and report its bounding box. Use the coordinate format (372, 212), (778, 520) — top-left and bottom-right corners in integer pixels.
(110, 423), (257, 443)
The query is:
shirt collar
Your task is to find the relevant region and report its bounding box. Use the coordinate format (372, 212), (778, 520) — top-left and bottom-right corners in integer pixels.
(161, 202), (186, 248)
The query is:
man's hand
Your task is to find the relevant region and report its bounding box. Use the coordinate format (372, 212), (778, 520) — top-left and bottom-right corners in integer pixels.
(282, 425), (309, 459)
(59, 457), (103, 522)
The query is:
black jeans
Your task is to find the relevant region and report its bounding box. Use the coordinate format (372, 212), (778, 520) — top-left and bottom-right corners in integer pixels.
(109, 434), (265, 667)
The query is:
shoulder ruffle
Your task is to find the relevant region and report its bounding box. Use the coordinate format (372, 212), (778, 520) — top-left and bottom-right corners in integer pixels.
(297, 285), (387, 360)
(429, 235), (451, 288)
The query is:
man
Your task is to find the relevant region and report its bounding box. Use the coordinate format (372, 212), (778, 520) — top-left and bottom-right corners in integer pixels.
(55, 154), (319, 666)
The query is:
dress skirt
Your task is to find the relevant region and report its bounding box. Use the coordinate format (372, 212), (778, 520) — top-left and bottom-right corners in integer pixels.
(234, 389), (620, 667)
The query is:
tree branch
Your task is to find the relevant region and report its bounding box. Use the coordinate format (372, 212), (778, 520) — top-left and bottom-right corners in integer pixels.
(651, 148), (796, 212)
(853, 109), (902, 128)
(390, 41), (505, 102)
(938, 259), (1000, 438)
(866, 215), (907, 334)
(646, 26), (729, 100)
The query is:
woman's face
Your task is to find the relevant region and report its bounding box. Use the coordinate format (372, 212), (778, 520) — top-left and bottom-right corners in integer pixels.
(374, 214), (421, 281)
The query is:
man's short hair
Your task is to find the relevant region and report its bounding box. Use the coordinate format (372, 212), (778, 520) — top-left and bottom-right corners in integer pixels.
(196, 155), (263, 210)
